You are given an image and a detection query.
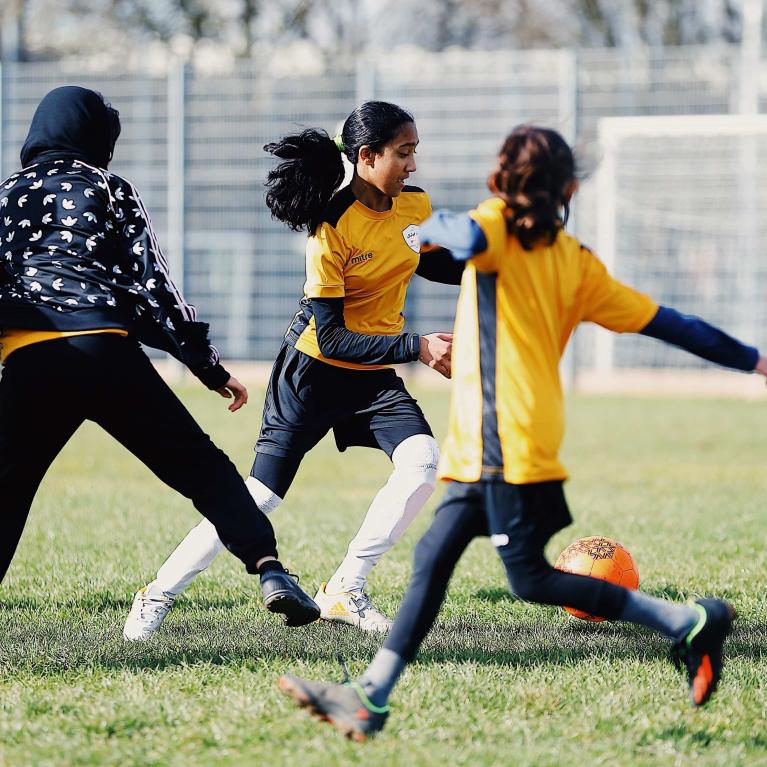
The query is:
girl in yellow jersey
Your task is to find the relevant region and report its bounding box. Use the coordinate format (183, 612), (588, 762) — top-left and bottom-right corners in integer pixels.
(279, 125), (767, 738)
(126, 102), (459, 638)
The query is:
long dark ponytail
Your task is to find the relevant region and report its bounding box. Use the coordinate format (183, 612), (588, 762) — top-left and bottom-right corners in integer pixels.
(488, 125), (576, 250)
(264, 100), (414, 233)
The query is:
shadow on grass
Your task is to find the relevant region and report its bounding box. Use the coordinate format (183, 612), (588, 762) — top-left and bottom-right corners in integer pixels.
(1, 582), (745, 615)
(473, 584), (746, 605)
(1, 606), (765, 678)
(0, 590), (253, 612)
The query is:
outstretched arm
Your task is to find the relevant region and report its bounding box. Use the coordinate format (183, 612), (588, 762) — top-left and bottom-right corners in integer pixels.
(313, 298), (419, 364)
(640, 306), (767, 378)
(419, 210), (488, 261)
(312, 298), (452, 378)
(579, 249), (767, 381)
(640, 306), (762, 373)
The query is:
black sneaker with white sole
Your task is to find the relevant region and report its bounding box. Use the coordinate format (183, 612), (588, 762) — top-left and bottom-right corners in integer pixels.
(672, 598), (735, 706)
(260, 568), (320, 627)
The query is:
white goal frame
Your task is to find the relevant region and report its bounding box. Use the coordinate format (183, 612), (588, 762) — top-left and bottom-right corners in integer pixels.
(593, 114), (767, 377)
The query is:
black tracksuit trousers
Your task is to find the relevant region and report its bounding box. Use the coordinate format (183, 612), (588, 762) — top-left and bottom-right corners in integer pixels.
(0, 334), (278, 584)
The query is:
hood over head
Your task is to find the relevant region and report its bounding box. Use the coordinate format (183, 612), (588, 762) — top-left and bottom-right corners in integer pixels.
(20, 86), (121, 169)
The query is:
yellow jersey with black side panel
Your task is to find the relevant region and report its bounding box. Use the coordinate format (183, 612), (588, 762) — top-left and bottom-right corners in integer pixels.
(438, 196), (658, 485)
(286, 185), (432, 371)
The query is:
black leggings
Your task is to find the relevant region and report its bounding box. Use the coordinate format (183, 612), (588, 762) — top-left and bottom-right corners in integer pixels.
(250, 452), (301, 499)
(385, 480), (630, 661)
(0, 334), (278, 584)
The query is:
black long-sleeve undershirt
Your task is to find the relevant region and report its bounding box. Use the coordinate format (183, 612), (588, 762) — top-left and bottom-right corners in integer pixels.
(309, 245), (462, 365)
(415, 247), (465, 285)
(311, 298), (420, 365)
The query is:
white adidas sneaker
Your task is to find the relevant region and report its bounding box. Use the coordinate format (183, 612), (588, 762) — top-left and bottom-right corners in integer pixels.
(313, 582), (392, 633)
(123, 586), (175, 641)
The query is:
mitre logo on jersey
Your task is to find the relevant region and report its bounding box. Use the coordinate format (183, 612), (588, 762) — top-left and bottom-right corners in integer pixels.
(402, 224), (420, 253)
(351, 250), (374, 265)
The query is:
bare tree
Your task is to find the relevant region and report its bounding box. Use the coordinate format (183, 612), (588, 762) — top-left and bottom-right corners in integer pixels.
(570, 0), (744, 47)
(241, 0), (258, 57)
(7, 0), (753, 62)
(1, 0), (27, 61)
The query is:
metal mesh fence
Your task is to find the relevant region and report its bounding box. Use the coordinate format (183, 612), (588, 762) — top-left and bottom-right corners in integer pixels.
(1, 45), (764, 373)
(183, 62), (359, 359)
(1, 62), (169, 233)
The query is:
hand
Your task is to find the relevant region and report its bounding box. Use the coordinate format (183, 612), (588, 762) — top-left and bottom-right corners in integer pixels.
(419, 332), (453, 379)
(217, 376), (248, 412)
(755, 356), (767, 383)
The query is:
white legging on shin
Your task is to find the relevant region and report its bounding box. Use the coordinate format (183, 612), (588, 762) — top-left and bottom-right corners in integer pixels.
(148, 477), (282, 597)
(325, 433), (439, 594)
(148, 433), (438, 598)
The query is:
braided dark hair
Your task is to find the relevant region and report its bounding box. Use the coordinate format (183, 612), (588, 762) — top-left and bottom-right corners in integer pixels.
(488, 126), (577, 250)
(264, 101), (414, 233)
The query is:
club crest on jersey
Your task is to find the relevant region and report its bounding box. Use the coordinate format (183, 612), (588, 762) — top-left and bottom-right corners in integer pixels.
(402, 224), (420, 253)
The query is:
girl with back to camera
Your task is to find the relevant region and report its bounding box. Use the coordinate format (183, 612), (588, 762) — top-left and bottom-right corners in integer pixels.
(125, 101), (463, 639)
(0, 86), (319, 629)
(278, 125), (767, 739)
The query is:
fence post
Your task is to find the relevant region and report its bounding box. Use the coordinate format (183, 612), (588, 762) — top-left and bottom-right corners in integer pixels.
(738, 0), (763, 115)
(594, 119), (616, 375)
(0, 61), (4, 181)
(355, 57), (376, 104)
(167, 56), (187, 381)
(737, 0), (763, 343)
(558, 48), (579, 390)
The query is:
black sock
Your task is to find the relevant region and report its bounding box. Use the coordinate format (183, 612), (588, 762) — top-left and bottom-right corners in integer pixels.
(258, 559), (284, 576)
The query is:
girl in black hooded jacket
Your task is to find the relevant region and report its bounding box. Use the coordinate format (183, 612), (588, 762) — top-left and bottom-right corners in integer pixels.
(0, 86), (319, 629)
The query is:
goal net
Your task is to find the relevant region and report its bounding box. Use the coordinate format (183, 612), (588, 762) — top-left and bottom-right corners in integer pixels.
(579, 114), (767, 385)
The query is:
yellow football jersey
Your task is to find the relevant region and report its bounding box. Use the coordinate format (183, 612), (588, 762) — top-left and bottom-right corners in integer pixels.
(287, 185), (432, 370)
(438, 196), (658, 484)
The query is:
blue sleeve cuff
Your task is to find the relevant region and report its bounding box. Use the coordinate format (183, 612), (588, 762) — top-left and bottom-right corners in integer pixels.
(420, 210), (488, 261)
(640, 305), (759, 372)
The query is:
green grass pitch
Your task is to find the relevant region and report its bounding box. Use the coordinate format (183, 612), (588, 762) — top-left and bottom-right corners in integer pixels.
(2, 387), (767, 766)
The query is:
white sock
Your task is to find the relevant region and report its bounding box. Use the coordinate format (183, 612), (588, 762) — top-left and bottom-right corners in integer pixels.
(148, 477), (283, 598)
(325, 434), (438, 594)
(149, 518), (224, 598)
(245, 476), (283, 515)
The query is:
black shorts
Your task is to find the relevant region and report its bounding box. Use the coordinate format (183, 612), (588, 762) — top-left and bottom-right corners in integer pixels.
(438, 478), (573, 553)
(255, 342), (432, 460)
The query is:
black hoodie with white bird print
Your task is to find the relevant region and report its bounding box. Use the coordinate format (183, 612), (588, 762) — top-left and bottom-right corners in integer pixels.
(0, 86), (228, 389)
